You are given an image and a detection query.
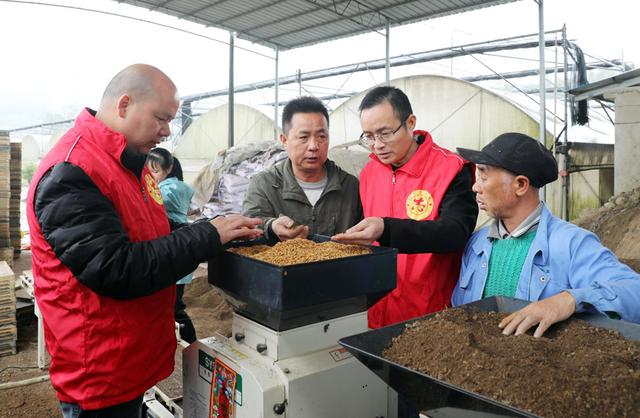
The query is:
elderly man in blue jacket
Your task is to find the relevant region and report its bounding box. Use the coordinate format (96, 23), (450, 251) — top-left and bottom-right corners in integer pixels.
(453, 132), (640, 337)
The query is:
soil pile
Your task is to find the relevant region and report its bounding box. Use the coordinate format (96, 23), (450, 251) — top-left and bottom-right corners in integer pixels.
(183, 265), (233, 338)
(574, 186), (640, 272)
(384, 308), (640, 418)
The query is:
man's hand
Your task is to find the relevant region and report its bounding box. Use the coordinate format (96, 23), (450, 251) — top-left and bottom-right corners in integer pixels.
(271, 215), (309, 241)
(331, 217), (384, 246)
(499, 292), (577, 338)
(211, 215), (263, 245)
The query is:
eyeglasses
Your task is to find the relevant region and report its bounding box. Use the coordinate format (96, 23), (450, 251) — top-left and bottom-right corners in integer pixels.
(359, 118), (407, 147)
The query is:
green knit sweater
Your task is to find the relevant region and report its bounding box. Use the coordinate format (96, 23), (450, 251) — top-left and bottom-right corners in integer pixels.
(483, 230), (537, 298)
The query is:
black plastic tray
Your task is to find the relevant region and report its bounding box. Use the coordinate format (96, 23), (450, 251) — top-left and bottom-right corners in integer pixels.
(339, 296), (640, 418)
(208, 235), (397, 331)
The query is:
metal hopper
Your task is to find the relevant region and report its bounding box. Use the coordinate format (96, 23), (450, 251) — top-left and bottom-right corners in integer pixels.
(339, 296), (640, 418)
(208, 235), (397, 331)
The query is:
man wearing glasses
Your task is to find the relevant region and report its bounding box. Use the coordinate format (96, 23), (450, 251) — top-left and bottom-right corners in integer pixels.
(244, 96), (363, 241)
(333, 86), (477, 328)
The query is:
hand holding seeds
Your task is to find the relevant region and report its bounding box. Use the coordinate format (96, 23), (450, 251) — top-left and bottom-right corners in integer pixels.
(272, 215), (309, 241)
(211, 215), (263, 245)
(332, 217), (384, 246)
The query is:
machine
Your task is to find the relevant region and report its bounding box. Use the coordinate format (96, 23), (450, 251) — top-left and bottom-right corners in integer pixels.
(182, 237), (398, 418)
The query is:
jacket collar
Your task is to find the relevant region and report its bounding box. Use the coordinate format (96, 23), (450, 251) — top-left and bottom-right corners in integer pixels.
(280, 158), (343, 202)
(529, 203), (551, 265)
(120, 147), (147, 179)
(75, 108), (145, 179)
(472, 202), (551, 266)
(368, 129), (433, 178)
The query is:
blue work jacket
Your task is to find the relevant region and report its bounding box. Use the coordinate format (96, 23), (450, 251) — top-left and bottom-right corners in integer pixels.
(452, 204), (640, 323)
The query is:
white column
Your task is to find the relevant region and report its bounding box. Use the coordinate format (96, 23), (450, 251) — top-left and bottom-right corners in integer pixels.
(607, 87), (640, 194)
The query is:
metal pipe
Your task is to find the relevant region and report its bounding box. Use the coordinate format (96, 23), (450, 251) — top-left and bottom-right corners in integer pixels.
(274, 46), (280, 142)
(38, 315), (46, 369)
(450, 37), (454, 76)
(35, 301), (46, 370)
(261, 93), (355, 106)
(385, 18), (390, 85)
(553, 30), (563, 217)
(538, 0), (547, 202)
(463, 60), (622, 83)
(0, 375), (49, 390)
(553, 33), (558, 141)
(228, 31), (235, 149)
(562, 24), (570, 220)
(10, 119), (74, 132)
(181, 36), (564, 103)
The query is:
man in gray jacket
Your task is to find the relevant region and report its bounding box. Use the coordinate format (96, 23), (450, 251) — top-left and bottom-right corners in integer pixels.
(243, 96), (363, 241)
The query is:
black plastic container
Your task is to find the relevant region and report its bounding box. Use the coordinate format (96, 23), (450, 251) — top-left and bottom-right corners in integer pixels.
(209, 235), (397, 331)
(339, 296), (640, 418)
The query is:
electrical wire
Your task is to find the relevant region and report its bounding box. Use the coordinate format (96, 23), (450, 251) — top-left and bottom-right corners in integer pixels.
(1, 0), (274, 60)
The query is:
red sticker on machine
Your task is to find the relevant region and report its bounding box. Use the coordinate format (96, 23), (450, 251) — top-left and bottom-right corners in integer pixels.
(209, 358), (237, 418)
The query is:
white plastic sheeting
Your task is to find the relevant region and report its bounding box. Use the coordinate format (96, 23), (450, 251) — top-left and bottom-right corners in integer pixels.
(191, 141), (287, 218)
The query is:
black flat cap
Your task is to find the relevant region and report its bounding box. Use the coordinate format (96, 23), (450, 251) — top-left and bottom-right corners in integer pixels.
(457, 132), (558, 188)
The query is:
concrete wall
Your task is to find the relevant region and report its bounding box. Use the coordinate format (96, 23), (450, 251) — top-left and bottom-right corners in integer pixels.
(566, 142), (614, 219)
(569, 168), (614, 220)
(607, 87), (640, 194)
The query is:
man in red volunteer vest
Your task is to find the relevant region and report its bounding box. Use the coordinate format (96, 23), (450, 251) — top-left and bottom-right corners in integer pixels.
(27, 64), (262, 418)
(333, 86), (478, 329)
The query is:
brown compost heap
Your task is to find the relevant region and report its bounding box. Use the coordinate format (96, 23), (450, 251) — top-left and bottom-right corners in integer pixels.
(574, 186), (640, 273)
(383, 308), (640, 418)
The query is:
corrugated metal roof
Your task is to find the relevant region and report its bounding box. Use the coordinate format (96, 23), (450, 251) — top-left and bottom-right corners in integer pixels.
(116, 0), (520, 50)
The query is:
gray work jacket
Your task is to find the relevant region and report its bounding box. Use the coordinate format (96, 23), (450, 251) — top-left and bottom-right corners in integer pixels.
(243, 158), (363, 240)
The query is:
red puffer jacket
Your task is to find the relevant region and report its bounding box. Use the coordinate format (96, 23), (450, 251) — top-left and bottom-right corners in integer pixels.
(27, 109), (178, 409)
(360, 130), (467, 328)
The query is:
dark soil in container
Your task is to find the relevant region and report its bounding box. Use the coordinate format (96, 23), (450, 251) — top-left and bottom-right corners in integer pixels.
(383, 308), (640, 418)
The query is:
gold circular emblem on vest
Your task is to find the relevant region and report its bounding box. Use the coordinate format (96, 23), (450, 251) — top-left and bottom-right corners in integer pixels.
(406, 189), (434, 220)
(144, 173), (164, 205)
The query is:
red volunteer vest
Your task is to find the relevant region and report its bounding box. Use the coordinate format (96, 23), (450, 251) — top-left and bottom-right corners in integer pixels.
(26, 109), (176, 409)
(360, 130), (466, 328)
